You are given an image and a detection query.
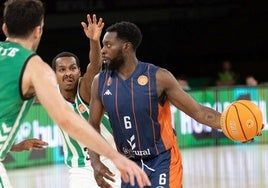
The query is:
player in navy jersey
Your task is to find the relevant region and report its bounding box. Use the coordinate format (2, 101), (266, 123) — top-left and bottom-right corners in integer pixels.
(89, 21), (222, 187)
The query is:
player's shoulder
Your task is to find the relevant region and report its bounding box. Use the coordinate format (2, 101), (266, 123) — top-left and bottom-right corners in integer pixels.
(28, 54), (45, 64)
(155, 67), (176, 86)
(156, 66), (172, 76)
(27, 55), (52, 73)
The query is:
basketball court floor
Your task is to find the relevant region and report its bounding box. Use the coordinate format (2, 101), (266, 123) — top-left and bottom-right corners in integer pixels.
(7, 143), (268, 188)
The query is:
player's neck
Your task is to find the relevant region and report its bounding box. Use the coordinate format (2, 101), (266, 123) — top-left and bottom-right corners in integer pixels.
(6, 37), (34, 51)
(117, 58), (138, 80)
(61, 90), (76, 103)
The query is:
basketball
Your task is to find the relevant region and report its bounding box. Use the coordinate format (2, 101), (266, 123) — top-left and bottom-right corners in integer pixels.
(220, 100), (263, 142)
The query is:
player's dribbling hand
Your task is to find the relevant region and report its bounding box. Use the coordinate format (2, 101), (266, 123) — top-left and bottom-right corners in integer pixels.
(257, 123), (265, 136)
(241, 123), (265, 143)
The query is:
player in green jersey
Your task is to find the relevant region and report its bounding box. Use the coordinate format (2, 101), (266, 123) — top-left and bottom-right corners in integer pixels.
(0, 0), (150, 187)
(51, 14), (121, 188)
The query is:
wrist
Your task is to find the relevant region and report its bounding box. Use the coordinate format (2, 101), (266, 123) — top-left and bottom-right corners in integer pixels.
(89, 39), (99, 43)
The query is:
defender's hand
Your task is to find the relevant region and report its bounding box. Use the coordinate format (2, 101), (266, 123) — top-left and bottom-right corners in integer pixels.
(11, 138), (48, 152)
(92, 160), (115, 188)
(81, 14), (104, 41)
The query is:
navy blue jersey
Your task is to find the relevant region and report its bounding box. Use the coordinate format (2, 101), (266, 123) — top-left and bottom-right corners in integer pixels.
(98, 61), (177, 160)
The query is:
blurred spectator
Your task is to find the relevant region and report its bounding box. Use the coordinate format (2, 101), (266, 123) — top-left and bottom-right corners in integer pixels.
(176, 75), (191, 91)
(245, 75), (258, 86)
(216, 60), (239, 86)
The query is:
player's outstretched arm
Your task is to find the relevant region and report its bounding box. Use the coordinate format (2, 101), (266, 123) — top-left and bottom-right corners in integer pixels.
(80, 14), (104, 103)
(10, 138), (48, 152)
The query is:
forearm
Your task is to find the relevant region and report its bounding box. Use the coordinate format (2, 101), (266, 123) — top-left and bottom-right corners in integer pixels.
(196, 106), (221, 129)
(60, 111), (118, 160)
(89, 39), (102, 68)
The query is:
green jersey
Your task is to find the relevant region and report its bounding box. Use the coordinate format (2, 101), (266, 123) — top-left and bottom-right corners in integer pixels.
(0, 42), (35, 160)
(59, 79), (116, 167)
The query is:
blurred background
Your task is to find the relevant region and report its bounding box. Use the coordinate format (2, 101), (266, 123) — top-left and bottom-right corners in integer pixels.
(1, 0), (268, 88)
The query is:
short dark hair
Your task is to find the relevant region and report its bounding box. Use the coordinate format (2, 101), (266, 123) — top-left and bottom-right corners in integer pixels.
(3, 0), (45, 38)
(51, 52), (80, 71)
(106, 21), (142, 51)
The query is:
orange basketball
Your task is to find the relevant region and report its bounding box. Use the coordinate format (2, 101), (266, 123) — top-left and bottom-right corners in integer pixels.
(220, 100), (263, 142)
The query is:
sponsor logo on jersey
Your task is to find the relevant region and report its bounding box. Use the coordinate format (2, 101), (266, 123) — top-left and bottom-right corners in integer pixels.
(104, 89), (112, 96)
(123, 147), (151, 158)
(137, 75), (148, 86)
(123, 135), (151, 158)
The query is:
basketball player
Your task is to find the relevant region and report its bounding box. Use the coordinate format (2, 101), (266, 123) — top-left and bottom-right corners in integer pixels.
(88, 21), (222, 187)
(51, 14), (121, 187)
(0, 1), (151, 187)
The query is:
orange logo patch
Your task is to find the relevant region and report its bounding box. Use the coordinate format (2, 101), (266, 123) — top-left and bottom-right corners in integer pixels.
(137, 75), (148, 86)
(78, 104), (86, 113)
(107, 77), (112, 86)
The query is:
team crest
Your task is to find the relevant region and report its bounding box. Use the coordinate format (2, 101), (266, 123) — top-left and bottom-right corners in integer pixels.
(78, 104), (86, 113)
(137, 75), (148, 86)
(107, 77), (112, 86)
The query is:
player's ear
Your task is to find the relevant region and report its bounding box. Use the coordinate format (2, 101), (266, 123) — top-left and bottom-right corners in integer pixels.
(33, 25), (43, 39)
(123, 41), (131, 50)
(2, 23), (8, 37)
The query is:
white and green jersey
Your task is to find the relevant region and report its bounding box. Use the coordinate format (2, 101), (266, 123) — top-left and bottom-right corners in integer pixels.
(59, 79), (116, 167)
(0, 42), (35, 161)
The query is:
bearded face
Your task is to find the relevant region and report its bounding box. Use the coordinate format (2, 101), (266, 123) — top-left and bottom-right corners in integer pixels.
(106, 49), (125, 71)
(101, 32), (127, 72)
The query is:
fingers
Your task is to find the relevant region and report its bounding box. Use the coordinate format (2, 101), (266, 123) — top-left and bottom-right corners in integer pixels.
(86, 14), (104, 27)
(97, 180), (112, 188)
(121, 162), (151, 187)
(97, 17), (104, 28)
(131, 166), (150, 187)
(86, 14), (99, 25)
(81, 22), (87, 30)
(114, 154), (151, 187)
(121, 172), (129, 185)
(103, 174), (115, 182)
(257, 132), (262, 136)
(95, 174), (113, 188)
(133, 164), (151, 187)
(81, 13), (104, 40)
(32, 143), (46, 149)
(92, 14), (97, 24)
(87, 14), (93, 25)
(31, 138), (48, 145)
(27, 138), (48, 150)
